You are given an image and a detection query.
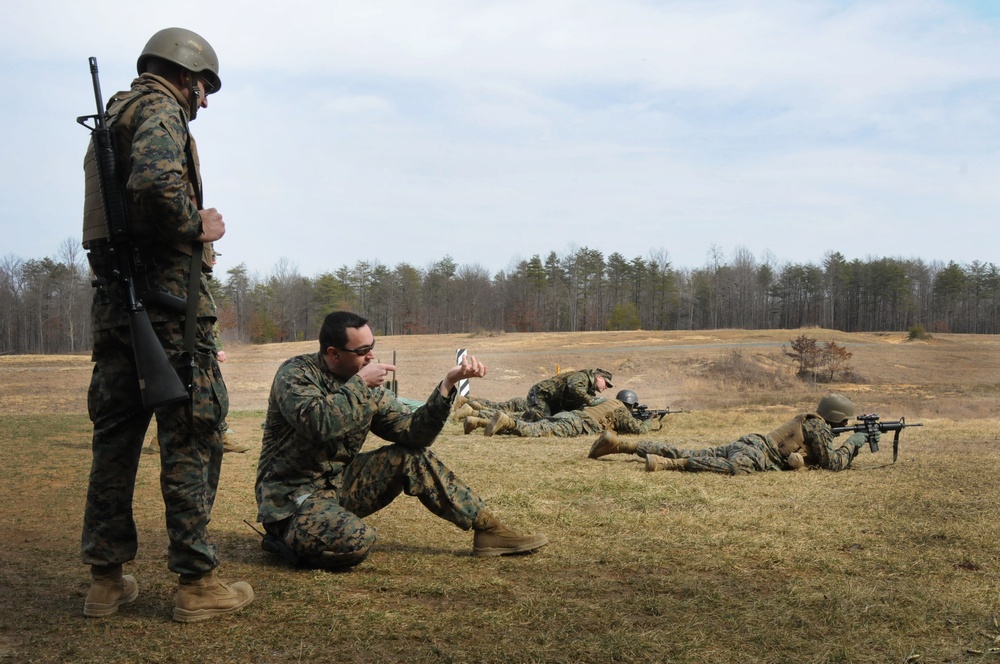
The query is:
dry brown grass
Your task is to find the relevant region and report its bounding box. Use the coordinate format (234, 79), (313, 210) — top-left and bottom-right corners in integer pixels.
(1, 329), (999, 663)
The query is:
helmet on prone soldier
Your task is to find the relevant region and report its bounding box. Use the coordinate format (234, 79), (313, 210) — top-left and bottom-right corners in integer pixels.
(816, 393), (855, 424)
(137, 27), (221, 93)
(615, 389), (639, 407)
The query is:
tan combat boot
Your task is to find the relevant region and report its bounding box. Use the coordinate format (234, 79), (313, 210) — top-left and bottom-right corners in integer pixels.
(464, 416), (489, 434)
(645, 454), (689, 472)
(587, 430), (638, 459)
(472, 510), (549, 557)
(786, 452), (807, 471)
(454, 394), (469, 410)
(222, 431), (251, 454)
(485, 412), (516, 437)
(83, 564), (139, 618)
(173, 570), (254, 623)
(452, 404), (476, 421)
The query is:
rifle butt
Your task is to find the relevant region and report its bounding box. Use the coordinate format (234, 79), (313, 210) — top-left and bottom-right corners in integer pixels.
(128, 310), (189, 409)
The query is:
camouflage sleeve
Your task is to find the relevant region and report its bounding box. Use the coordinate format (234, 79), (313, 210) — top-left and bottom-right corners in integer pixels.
(804, 417), (858, 471)
(566, 371), (602, 407)
(608, 408), (650, 434)
(128, 96), (203, 243)
(369, 382), (452, 449)
(273, 364), (380, 452)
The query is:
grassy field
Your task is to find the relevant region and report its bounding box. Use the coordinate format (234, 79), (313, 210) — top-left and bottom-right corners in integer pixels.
(1, 328), (998, 663)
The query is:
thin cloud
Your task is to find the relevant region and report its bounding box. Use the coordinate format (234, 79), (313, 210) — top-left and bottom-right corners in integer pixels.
(1, 0), (997, 276)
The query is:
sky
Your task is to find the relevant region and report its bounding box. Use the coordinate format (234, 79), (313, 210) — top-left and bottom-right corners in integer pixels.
(2, 0), (998, 279)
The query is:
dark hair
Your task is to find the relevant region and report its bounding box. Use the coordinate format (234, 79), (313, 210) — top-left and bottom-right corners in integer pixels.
(319, 311), (369, 354)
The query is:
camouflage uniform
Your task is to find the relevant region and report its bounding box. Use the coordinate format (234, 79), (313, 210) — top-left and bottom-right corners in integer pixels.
(503, 399), (656, 437)
(81, 73), (226, 577)
(469, 395), (528, 414)
(520, 369), (608, 421)
(256, 352), (488, 568)
(636, 413), (859, 475)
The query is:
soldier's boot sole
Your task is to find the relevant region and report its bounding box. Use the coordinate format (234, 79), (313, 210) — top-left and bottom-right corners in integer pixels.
(473, 532), (549, 557)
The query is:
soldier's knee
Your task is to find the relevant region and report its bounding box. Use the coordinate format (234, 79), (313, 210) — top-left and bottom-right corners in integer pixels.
(287, 510), (379, 571)
(305, 540), (375, 571)
(730, 462), (754, 475)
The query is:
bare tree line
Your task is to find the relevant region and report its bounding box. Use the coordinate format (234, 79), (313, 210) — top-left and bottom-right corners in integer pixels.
(2, 241), (998, 355)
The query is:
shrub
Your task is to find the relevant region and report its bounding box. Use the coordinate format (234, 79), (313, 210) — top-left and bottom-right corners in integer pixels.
(607, 303), (641, 331)
(784, 335), (855, 382)
(784, 335), (821, 377)
(468, 328), (505, 338)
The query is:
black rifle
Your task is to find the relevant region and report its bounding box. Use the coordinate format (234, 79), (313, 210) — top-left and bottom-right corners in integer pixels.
(243, 520), (300, 567)
(832, 413), (923, 463)
(632, 404), (689, 421)
(77, 57), (188, 409)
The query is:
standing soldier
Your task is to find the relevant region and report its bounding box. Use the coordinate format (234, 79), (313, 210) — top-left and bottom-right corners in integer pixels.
(80, 28), (253, 622)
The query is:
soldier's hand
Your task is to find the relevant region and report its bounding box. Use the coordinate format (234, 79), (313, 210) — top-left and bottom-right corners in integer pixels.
(198, 207), (225, 242)
(441, 354), (487, 396)
(846, 432), (868, 448)
(357, 362), (396, 389)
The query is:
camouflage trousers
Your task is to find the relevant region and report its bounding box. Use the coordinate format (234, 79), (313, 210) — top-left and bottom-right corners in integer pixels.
(265, 444), (487, 570)
(472, 396), (528, 415)
(82, 319), (228, 576)
(636, 434), (781, 475)
(522, 387), (555, 422)
(508, 412), (600, 438)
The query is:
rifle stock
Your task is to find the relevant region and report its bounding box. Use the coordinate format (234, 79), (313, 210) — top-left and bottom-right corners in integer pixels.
(128, 310), (188, 407)
(79, 57), (188, 409)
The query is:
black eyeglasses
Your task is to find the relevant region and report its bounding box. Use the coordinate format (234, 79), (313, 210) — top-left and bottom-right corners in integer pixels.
(336, 340), (376, 356)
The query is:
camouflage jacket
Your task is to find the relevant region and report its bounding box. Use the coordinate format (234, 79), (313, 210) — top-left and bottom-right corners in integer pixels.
(528, 369), (605, 412)
(762, 413), (859, 471)
(579, 399), (655, 434)
(85, 73), (216, 331)
(255, 352), (453, 523)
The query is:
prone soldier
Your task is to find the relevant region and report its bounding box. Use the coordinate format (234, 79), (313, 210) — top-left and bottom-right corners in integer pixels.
(589, 393), (889, 474)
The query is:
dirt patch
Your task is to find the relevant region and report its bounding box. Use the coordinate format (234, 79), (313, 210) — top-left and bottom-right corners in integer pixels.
(3, 328), (997, 418)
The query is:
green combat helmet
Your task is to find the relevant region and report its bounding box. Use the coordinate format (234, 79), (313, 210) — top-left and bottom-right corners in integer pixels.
(816, 393), (856, 424)
(137, 27), (221, 93)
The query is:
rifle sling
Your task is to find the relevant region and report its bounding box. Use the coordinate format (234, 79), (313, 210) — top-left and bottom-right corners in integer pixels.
(182, 133), (204, 357)
(183, 243), (202, 354)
